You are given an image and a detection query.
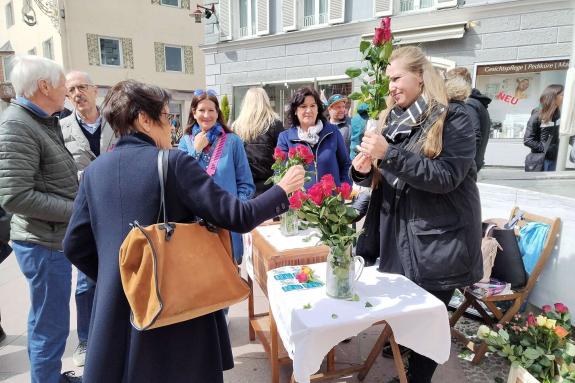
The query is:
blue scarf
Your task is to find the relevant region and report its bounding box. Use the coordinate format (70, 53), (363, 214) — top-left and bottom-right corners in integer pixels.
(192, 123), (223, 146)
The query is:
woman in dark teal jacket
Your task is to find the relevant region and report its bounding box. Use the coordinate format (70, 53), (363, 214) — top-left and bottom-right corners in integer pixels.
(276, 87), (351, 189)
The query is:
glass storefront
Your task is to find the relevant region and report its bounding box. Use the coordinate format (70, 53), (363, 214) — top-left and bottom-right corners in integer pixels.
(474, 59), (569, 139)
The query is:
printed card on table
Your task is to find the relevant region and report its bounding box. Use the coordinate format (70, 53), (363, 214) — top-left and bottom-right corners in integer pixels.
(271, 266), (324, 292)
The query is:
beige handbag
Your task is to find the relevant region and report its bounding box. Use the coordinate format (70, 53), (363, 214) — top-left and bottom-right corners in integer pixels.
(119, 150), (250, 330)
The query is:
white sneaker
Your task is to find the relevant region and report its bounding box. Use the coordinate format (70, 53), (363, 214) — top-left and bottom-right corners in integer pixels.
(72, 341), (87, 367)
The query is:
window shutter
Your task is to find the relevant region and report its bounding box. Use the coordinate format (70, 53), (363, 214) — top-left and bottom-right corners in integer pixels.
(436, 0), (458, 9)
(86, 34), (100, 66)
(183, 45), (194, 74)
(282, 0), (297, 32)
(256, 0), (270, 36)
(154, 42), (166, 72)
(121, 38), (134, 69)
(328, 0), (345, 24)
(374, 0), (393, 17)
(218, 0), (232, 41)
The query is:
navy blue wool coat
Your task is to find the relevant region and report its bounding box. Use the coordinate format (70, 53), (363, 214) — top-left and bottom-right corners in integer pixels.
(63, 133), (289, 383)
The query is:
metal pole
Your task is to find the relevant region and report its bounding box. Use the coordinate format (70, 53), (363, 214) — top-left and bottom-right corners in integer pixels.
(556, 10), (575, 171)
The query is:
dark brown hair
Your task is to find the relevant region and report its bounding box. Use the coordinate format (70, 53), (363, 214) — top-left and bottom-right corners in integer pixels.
(184, 93), (231, 135)
(286, 86), (326, 128)
(102, 80), (171, 136)
(539, 84), (563, 123)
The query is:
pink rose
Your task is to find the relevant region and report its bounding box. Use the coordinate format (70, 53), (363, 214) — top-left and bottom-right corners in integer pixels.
(319, 174), (336, 195)
(373, 17), (392, 46)
(337, 182), (352, 200)
(273, 147), (287, 162)
(308, 183), (325, 205)
(554, 302), (569, 314)
(296, 272), (309, 283)
(542, 305), (552, 314)
(527, 313), (536, 327)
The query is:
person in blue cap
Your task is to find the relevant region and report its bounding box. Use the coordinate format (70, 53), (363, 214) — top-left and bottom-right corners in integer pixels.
(326, 94), (352, 156)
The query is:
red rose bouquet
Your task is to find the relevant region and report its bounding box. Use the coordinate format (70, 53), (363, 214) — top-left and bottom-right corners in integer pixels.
(266, 144), (314, 185)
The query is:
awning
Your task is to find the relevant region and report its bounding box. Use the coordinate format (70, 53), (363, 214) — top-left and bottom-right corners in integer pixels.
(362, 21), (468, 45)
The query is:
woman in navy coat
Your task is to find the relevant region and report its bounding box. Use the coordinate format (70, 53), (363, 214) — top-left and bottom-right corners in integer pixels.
(63, 80), (305, 383)
(276, 87), (351, 189)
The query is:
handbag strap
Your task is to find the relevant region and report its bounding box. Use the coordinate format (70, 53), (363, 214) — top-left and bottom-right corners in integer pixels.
(157, 149), (174, 240)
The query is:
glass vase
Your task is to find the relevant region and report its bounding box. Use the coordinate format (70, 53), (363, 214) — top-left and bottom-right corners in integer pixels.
(279, 209), (299, 236)
(325, 245), (365, 299)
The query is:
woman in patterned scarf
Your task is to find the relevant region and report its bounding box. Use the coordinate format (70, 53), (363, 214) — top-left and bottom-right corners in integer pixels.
(351, 46), (482, 383)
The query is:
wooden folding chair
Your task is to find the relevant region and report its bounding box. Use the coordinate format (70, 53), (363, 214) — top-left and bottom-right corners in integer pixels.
(450, 206), (561, 364)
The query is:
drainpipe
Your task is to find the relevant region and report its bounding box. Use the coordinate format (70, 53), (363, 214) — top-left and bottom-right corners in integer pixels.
(555, 11), (575, 171)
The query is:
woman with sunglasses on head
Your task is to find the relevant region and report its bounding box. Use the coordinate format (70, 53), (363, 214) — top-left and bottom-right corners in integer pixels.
(351, 46), (482, 383)
(63, 80), (305, 383)
(232, 87), (285, 197)
(178, 90), (255, 312)
(523, 84), (564, 171)
(276, 86), (352, 189)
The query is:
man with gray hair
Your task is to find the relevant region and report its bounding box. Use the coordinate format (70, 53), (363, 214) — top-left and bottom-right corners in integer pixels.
(61, 70), (116, 367)
(0, 56), (80, 383)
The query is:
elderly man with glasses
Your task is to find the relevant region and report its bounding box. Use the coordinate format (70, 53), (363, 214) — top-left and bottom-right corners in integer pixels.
(0, 55), (81, 382)
(60, 70), (117, 367)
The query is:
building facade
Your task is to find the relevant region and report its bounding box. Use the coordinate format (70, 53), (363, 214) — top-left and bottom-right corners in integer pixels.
(201, 0), (573, 168)
(1, 0), (206, 127)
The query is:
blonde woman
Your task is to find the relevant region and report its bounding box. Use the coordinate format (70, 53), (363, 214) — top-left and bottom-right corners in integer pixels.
(232, 87), (284, 196)
(351, 46), (482, 383)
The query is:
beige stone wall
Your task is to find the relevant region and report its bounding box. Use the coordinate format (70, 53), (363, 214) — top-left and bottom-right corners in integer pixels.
(0, 0), (63, 66)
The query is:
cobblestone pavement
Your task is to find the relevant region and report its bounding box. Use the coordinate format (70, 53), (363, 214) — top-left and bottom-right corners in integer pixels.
(454, 316), (511, 383)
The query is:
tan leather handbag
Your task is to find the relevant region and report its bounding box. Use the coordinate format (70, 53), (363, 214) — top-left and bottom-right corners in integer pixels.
(119, 149), (250, 330)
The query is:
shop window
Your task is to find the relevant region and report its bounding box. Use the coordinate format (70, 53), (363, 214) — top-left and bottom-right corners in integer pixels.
(474, 60), (568, 139)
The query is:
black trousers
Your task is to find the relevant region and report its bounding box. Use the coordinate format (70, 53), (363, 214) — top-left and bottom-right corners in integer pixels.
(407, 289), (454, 383)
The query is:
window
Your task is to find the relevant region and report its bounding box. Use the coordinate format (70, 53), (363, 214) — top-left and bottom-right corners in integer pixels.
(2, 55), (14, 82)
(303, 0), (327, 27)
(28, 48), (37, 55)
(99, 38), (122, 67)
(165, 46), (183, 72)
(5, 2), (14, 28)
(160, 0), (180, 7)
(42, 38), (54, 59)
(399, 0), (435, 12)
(238, 0), (256, 37)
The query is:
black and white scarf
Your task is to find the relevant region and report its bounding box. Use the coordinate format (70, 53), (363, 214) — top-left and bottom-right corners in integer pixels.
(384, 96), (446, 144)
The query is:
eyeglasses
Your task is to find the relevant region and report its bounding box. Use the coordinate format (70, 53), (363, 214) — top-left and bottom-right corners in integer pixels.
(67, 83), (92, 94)
(193, 89), (218, 97)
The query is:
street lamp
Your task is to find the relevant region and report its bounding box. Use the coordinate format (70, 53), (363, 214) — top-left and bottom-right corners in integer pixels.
(192, 3), (216, 24)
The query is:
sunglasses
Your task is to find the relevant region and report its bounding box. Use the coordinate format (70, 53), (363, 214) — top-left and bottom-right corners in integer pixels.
(193, 89), (218, 97)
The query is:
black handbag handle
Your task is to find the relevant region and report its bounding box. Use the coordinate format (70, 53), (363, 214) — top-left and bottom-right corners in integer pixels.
(157, 149), (174, 240)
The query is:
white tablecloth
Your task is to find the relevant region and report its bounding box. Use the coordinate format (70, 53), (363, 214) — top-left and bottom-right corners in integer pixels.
(267, 263), (451, 383)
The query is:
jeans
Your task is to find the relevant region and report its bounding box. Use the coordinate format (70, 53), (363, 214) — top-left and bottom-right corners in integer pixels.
(544, 159), (557, 171)
(407, 289), (455, 383)
(75, 270), (95, 343)
(12, 241), (72, 383)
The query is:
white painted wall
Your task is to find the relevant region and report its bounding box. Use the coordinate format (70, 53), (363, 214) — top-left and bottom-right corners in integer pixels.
(478, 183), (575, 309)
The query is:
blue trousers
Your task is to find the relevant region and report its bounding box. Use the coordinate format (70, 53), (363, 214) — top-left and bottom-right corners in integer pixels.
(12, 241), (71, 383)
(544, 159), (557, 171)
(75, 270), (95, 343)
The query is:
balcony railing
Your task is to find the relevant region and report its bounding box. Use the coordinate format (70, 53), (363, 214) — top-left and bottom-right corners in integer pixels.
(303, 12), (328, 27)
(400, 0), (435, 12)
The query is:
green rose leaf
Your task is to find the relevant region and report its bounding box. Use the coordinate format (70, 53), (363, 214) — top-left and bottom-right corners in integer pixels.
(365, 301), (373, 308)
(303, 303), (312, 309)
(345, 68), (362, 79)
(524, 347), (543, 360)
(348, 92), (364, 101)
(359, 40), (371, 53)
(331, 313), (338, 319)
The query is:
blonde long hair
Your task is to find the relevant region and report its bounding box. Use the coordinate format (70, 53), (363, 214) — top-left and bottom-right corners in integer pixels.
(232, 87), (279, 142)
(378, 46), (448, 159)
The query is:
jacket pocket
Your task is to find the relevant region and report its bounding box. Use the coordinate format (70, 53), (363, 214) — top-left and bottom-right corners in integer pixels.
(408, 215), (471, 281)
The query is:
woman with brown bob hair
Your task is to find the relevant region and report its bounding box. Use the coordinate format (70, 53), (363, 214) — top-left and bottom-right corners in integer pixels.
(62, 80), (304, 383)
(178, 90), (255, 300)
(351, 46), (482, 383)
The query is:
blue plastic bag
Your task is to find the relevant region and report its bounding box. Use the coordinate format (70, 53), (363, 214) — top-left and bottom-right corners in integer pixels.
(517, 222), (550, 275)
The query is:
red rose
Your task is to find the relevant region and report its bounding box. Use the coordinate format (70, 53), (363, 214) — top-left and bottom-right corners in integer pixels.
(337, 182), (352, 200)
(273, 148), (287, 162)
(373, 17), (391, 46)
(319, 174), (336, 195)
(288, 147), (297, 159)
(289, 190), (308, 209)
(542, 304), (552, 314)
(554, 302), (569, 314)
(296, 145), (314, 165)
(308, 183), (325, 205)
(527, 313), (536, 327)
